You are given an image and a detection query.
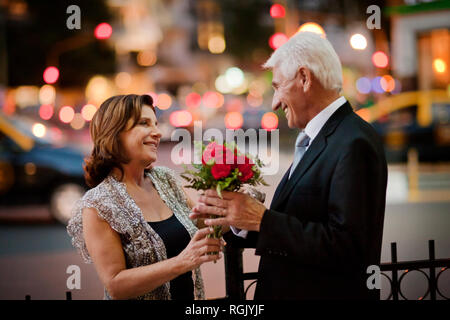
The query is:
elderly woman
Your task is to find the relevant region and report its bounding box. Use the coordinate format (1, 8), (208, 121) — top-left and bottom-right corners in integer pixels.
(67, 94), (222, 300)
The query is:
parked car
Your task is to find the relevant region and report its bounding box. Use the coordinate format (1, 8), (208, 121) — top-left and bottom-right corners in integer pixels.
(0, 112), (87, 224)
(361, 90), (450, 163)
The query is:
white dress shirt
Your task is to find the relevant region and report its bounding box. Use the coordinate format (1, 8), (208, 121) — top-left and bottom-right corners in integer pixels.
(231, 96), (348, 238)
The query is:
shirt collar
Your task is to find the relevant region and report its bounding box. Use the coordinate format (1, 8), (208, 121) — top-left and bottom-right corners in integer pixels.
(304, 96), (347, 143)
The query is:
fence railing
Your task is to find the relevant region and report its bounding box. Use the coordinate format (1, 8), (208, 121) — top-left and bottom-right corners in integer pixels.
(223, 239), (450, 300)
(24, 240), (449, 300)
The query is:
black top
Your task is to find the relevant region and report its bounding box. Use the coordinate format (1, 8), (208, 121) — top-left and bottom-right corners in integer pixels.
(148, 214), (194, 300)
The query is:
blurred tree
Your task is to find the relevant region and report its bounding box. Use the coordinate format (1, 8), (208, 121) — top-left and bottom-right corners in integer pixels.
(4, 0), (116, 87)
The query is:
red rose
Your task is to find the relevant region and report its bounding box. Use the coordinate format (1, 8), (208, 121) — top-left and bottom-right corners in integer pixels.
(238, 163), (254, 182)
(202, 142), (219, 165)
(202, 143), (235, 166)
(211, 163), (232, 179)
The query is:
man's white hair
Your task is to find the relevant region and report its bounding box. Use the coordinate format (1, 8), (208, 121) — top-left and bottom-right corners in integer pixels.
(263, 32), (343, 92)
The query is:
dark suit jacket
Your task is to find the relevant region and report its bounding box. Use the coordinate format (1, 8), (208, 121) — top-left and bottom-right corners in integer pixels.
(230, 102), (388, 300)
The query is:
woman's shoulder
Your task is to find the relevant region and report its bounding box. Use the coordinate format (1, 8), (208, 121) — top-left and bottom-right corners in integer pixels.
(79, 176), (115, 205)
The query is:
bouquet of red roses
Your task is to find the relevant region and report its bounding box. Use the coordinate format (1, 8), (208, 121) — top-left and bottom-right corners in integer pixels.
(181, 140), (268, 239)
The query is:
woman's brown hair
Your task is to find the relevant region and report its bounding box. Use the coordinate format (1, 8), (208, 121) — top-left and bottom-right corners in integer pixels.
(84, 94), (155, 188)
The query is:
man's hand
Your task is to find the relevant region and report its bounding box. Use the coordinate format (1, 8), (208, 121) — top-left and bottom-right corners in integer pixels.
(189, 190), (267, 232)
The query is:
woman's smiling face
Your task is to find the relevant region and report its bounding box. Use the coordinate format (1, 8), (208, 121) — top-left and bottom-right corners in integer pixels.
(119, 105), (162, 166)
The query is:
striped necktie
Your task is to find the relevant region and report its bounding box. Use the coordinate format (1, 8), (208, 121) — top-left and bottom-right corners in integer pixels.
(289, 131), (310, 179)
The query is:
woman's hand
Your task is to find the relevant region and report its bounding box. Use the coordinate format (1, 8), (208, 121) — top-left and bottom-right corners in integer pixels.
(175, 227), (224, 273)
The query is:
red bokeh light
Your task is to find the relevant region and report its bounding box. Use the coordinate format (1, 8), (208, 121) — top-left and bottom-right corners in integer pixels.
(170, 110), (193, 127)
(261, 112), (278, 131)
(225, 112), (244, 130)
(203, 91), (224, 108)
(39, 104), (54, 120)
(372, 51), (389, 68)
(43, 67), (59, 84)
(269, 33), (288, 50)
(270, 4), (285, 18)
(95, 23), (113, 40)
(185, 92), (201, 109)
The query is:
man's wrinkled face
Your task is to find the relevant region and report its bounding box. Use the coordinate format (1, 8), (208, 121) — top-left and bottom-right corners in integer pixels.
(271, 66), (309, 129)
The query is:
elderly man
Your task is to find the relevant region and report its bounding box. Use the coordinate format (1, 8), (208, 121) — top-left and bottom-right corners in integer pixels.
(190, 32), (388, 300)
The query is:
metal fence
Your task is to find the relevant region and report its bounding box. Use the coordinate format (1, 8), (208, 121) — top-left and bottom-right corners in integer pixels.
(223, 239), (450, 300)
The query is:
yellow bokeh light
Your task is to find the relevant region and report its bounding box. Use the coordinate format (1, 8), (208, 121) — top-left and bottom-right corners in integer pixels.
(208, 35), (226, 54)
(433, 59), (446, 73)
(156, 93), (172, 110)
(85, 75), (115, 105)
(137, 51), (157, 67)
(297, 22), (326, 37)
(81, 104), (97, 121)
(70, 113), (86, 130)
(39, 85), (56, 105)
(115, 72), (132, 89)
(380, 75), (396, 92)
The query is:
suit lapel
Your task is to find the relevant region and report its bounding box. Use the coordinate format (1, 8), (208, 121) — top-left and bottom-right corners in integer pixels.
(270, 164), (292, 209)
(270, 102), (353, 210)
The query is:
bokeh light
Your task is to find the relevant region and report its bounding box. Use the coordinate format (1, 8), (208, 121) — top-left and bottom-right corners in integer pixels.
(297, 22), (326, 37)
(225, 112), (244, 129)
(225, 67), (244, 89)
(270, 4), (285, 18)
(261, 112), (278, 131)
(81, 104), (97, 121)
(269, 33), (288, 50)
(85, 75), (114, 105)
(371, 77), (384, 94)
(156, 93), (172, 110)
(70, 113), (86, 130)
(137, 51), (157, 66)
(115, 72), (132, 89)
(203, 91), (224, 108)
(185, 92), (201, 108)
(170, 110), (193, 127)
(247, 93), (263, 107)
(356, 77), (371, 94)
(43, 67), (59, 84)
(372, 51), (389, 68)
(215, 75), (232, 94)
(350, 34), (367, 50)
(249, 79), (267, 97)
(95, 23), (113, 40)
(380, 75), (396, 92)
(39, 85), (56, 105)
(356, 108), (371, 122)
(39, 104), (54, 120)
(433, 58), (446, 73)
(32, 123), (46, 138)
(208, 35), (226, 54)
(59, 106), (75, 123)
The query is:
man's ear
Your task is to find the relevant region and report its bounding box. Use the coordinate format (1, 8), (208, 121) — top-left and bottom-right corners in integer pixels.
(295, 67), (312, 92)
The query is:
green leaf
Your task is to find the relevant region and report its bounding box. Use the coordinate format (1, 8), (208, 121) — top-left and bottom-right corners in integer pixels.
(216, 184), (223, 199)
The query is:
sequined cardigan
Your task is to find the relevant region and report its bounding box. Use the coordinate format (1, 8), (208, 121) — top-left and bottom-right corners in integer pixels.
(66, 166), (205, 300)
